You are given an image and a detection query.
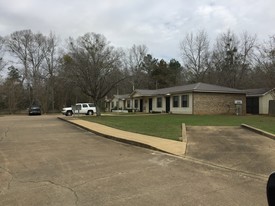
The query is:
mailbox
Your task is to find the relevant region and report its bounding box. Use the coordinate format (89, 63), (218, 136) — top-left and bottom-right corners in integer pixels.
(234, 100), (243, 115)
(234, 100), (242, 105)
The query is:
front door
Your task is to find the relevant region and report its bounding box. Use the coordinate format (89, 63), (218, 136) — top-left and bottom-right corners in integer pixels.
(140, 99), (143, 112)
(149, 98), (152, 113)
(246, 97), (259, 114)
(166, 97), (170, 113)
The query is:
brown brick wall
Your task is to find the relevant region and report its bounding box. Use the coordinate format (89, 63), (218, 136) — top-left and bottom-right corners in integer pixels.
(193, 92), (246, 115)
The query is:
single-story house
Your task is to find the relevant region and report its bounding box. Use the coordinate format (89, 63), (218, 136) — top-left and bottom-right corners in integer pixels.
(131, 82), (246, 115)
(245, 88), (275, 115)
(105, 94), (131, 112)
(119, 82), (246, 115)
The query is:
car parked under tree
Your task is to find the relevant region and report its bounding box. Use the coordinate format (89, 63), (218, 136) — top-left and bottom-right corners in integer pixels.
(62, 103), (96, 116)
(28, 106), (41, 115)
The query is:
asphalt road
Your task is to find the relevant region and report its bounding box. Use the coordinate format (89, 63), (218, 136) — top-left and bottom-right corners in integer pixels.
(0, 115), (271, 206)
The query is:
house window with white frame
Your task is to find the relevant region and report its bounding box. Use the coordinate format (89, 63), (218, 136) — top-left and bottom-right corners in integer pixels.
(157, 97), (162, 108)
(173, 96), (179, 107)
(181, 95), (189, 107)
(127, 100), (131, 108)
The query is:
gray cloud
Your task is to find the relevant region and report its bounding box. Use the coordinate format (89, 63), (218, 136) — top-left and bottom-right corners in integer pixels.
(0, 0), (275, 60)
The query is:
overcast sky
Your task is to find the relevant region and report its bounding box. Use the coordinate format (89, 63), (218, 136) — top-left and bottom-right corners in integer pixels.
(0, 0), (275, 61)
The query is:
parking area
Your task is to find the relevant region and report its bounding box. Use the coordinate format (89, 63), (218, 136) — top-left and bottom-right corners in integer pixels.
(186, 126), (275, 177)
(0, 115), (272, 205)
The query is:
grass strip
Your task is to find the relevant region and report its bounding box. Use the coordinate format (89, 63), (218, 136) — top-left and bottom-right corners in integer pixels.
(80, 114), (275, 141)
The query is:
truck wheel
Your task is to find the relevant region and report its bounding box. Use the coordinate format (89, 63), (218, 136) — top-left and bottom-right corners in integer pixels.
(66, 111), (72, 116)
(87, 110), (93, 115)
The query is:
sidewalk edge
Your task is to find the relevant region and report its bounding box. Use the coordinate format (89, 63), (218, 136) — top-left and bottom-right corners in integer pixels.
(58, 117), (181, 156)
(241, 124), (275, 140)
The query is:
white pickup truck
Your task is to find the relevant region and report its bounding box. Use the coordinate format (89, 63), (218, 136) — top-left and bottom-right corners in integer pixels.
(62, 103), (96, 116)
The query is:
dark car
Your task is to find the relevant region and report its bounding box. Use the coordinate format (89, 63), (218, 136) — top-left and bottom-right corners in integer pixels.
(28, 106), (41, 115)
(267, 172), (275, 206)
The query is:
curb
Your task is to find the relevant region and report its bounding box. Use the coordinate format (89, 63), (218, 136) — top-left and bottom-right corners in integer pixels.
(241, 124), (275, 140)
(182, 123), (187, 156)
(58, 117), (180, 156)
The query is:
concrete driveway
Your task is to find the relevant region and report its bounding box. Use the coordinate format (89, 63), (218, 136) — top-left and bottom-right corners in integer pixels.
(0, 115), (271, 205)
(186, 126), (275, 177)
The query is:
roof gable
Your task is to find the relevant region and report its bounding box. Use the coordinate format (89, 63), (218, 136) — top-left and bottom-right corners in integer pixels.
(244, 88), (275, 97)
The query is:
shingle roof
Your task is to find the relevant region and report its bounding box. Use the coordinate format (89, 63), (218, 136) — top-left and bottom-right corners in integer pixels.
(243, 88), (271, 97)
(113, 94), (130, 100)
(190, 82), (244, 93)
(132, 89), (157, 97)
(131, 82), (245, 97)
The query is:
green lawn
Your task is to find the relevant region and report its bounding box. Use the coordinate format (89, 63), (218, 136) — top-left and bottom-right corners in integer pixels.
(80, 114), (275, 141)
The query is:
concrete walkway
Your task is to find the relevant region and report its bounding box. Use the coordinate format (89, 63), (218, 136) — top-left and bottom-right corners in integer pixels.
(59, 117), (186, 156)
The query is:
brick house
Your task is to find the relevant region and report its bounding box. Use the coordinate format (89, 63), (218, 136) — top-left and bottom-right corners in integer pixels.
(129, 82), (246, 115)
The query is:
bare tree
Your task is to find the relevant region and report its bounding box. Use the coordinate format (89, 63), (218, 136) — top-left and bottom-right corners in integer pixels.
(180, 30), (210, 82)
(66, 32), (127, 115)
(4, 66), (23, 113)
(237, 32), (257, 87)
(126, 44), (148, 90)
(0, 36), (6, 72)
(42, 32), (60, 111)
(6, 30), (32, 84)
(5, 30), (47, 105)
(27, 32), (47, 104)
(256, 35), (275, 89)
(210, 30), (257, 88)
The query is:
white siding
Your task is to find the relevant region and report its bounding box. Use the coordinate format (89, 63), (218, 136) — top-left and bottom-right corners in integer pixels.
(133, 99), (139, 110)
(111, 99), (118, 109)
(259, 93), (274, 114)
(150, 94), (193, 114)
(111, 98), (129, 110)
(144, 97), (149, 113)
(152, 96), (165, 113)
(125, 99), (132, 109)
(170, 93), (193, 114)
(132, 98), (144, 112)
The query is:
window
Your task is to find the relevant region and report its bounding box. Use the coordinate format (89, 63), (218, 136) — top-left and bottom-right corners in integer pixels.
(157, 97), (162, 108)
(181, 95), (189, 107)
(127, 100), (131, 108)
(173, 96), (179, 107)
(134, 100), (138, 108)
(82, 104), (88, 108)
